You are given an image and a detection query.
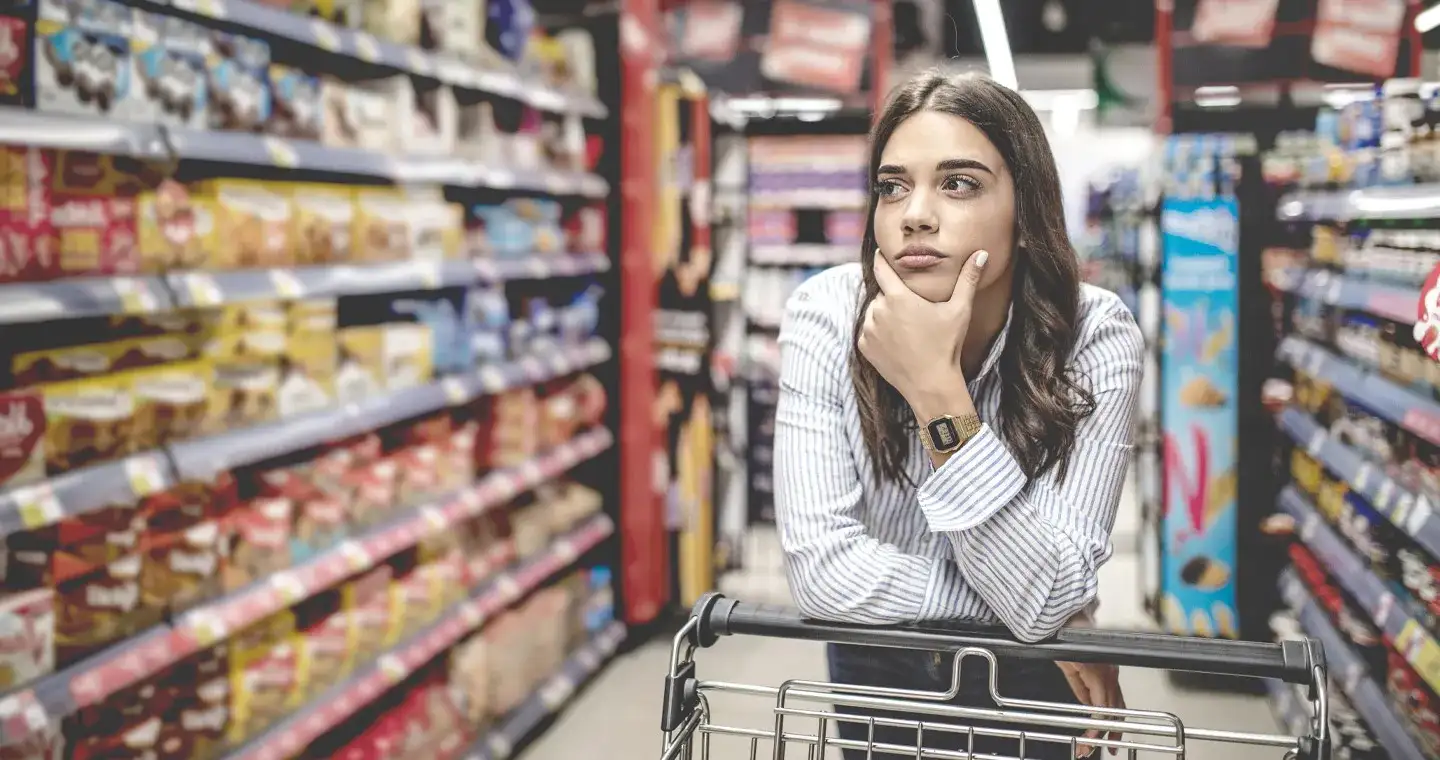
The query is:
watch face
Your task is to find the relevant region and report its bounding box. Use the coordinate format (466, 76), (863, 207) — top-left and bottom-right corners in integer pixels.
(928, 418), (960, 450)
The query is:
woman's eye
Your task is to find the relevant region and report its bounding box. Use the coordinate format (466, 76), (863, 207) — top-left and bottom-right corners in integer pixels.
(874, 180), (904, 197)
(941, 175), (980, 193)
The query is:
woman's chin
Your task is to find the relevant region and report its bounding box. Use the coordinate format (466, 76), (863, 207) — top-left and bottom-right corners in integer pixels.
(900, 271), (960, 303)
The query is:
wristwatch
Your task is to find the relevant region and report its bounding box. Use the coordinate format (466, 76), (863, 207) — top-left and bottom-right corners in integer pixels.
(918, 413), (983, 454)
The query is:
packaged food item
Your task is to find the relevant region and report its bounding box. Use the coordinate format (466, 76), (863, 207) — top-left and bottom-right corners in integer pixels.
(137, 179), (208, 272)
(294, 0), (363, 26)
(362, 0), (422, 45)
(134, 13), (209, 129)
(292, 590), (350, 703)
(343, 457), (398, 529)
(351, 188), (409, 263)
(206, 30), (270, 133)
(195, 180), (292, 269)
(129, 360), (213, 448)
(267, 64), (321, 140)
(222, 497), (292, 592)
(171, 666), (231, 760)
(228, 612), (298, 741)
(340, 566), (392, 663)
(0, 390), (48, 492)
(0, 15), (30, 110)
(0, 588), (54, 691)
(34, 0), (142, 121)
(429, 0), (484, 59)
(50, 191), (140, 277)
(141, 519), (226, 615)
(318, 78), (393, 152)
(290, 184), (353, 265)
(54, 553), (142, 664)
(41, 374), (135, 474)
(0, 146), (57, 284)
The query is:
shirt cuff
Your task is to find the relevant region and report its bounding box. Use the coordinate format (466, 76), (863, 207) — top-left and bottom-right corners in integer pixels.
(916, 423), (1026, 532)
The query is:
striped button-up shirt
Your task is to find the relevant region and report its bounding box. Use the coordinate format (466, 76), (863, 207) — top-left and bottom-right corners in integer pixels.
(775, 263), (1145, 643)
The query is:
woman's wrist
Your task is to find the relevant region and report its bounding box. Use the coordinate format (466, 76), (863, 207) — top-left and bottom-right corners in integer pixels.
(904, 366), (975, 424)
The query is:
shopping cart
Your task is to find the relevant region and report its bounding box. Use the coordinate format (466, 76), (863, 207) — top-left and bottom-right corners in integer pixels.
(660, 594), (1329, 760)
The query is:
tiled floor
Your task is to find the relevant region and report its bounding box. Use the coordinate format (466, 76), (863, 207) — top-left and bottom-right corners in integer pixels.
(527, 496), (1284, 760)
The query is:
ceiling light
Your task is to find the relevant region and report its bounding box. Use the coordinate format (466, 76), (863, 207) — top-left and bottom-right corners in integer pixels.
(972, 0), (1017, 89)
(1417, 3), (1440, 33)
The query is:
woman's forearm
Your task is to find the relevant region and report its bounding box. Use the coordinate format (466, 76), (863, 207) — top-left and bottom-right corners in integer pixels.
(903, 366), (977, 468)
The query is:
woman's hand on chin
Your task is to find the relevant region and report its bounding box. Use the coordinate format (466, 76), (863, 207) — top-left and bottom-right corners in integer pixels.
(858, 249), (988, 401)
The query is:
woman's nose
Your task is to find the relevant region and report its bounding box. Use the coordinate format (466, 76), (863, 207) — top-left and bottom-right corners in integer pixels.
(902, 201), (938, 234)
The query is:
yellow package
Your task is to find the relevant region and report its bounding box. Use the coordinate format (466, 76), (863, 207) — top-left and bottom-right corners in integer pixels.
(277, 331), (336, 417)
(211, 361), (281, 428)
(193, 180), (294, 269)
(137, 180), (211, 272)
(381, 324), (433, 391)
(335, 327), (384, 405)
(351, 188), (409, 263)
(286, 298), (338, 338)
(290, 184), (355, 265)
(129, 360), (215, 448)
(228, 612), (299, 744)
(41, 374), (136, 475)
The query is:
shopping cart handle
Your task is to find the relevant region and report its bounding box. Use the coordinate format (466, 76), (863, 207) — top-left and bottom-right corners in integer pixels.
(689, 594), (1324, 686)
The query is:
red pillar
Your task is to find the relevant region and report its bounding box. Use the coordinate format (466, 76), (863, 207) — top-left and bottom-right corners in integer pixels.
(871, 0), (893, 119)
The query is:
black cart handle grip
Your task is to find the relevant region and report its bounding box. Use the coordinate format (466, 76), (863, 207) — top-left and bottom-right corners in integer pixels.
(689, 593), (1323, 686)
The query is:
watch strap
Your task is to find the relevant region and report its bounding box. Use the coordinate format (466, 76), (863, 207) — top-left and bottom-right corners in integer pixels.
(919, 413), (982, 453)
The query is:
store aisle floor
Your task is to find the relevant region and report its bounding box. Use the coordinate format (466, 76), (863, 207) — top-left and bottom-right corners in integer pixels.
(527, 534), (1282, 760)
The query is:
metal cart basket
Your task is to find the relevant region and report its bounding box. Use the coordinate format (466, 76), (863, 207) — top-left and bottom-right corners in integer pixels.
(660, 594), (1329, 760)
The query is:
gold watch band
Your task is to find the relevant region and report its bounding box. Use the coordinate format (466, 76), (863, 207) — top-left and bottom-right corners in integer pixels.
(919, 413), (983, 453)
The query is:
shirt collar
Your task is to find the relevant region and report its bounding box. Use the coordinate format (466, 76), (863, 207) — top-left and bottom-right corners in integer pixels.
(969, 304), (1013, 381)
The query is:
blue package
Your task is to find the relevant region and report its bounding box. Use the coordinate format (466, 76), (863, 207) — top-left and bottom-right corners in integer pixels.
(472, 204), (535, 257)
(393, 296), (471, 375)
(206, 30), (270, 132)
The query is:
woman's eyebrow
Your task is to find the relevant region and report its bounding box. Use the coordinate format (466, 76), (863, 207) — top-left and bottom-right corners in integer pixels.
(936, 158), (994, 175)
(876, 164), (907, 175)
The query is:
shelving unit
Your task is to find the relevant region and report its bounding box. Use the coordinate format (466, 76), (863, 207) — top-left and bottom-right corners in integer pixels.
(1265, 88), (1440, 755)
(0, 0), (630, 756)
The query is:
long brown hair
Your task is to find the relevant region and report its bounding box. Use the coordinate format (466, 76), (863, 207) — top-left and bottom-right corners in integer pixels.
(851, 69), (1096, 485)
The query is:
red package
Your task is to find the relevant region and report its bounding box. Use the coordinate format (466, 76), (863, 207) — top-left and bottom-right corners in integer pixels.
(50, 193), (140, 277)
(0, 146), (55, 283)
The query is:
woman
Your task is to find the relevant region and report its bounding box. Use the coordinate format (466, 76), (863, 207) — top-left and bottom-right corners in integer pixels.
(774, 70), (1145, 759)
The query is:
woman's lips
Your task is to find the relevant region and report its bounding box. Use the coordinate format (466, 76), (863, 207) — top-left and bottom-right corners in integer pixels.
(894, 253), (944, 271)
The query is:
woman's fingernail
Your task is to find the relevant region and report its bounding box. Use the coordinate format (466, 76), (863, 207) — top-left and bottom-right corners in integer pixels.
(975, 250), (990, 269)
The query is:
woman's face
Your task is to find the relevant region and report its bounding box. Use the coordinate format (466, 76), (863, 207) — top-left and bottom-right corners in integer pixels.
(873, 110), (1016, 303)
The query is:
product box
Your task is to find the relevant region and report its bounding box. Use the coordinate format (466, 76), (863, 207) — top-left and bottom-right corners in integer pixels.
(290, 184), (354, 265)
(134, 14), (209, 129)
(319, 79), (393, 152)
(0, 588), (54, 691)
(137, 179), (209, 272)
(0, 15), (33, 109)
(267, 63), (321, 140)
(54, 553), (143, 665)
(352, 188), (409, 262)
(362, 0), (422, 45)
(294, 0), (363, 26)
(194, 179), (293, 269)
(0, 146), (56, 284)
(223, 498), (292, 593)
(41, 374), (136, 475)
(50, 192), (140, 277)
(129, 360), (213, 448)
(277, 330), (336, 417)
(0, 390), (46, 493)
(34, 0), (142, 122)
(206, 30), (270, 133)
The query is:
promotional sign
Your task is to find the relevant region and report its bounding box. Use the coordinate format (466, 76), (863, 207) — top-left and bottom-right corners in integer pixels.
(1311, 0), (1407, 78)
(761, 0), (871, 93)
(1159, 197), (1241, 639)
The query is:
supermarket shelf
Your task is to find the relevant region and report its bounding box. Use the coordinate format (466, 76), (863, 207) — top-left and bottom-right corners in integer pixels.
(1277, 406), (1440, 559)
(0, 108), (170, 157)
(1278, 570), (1429, 760)
(1276, 336), (1440, 447)
(0, 452), (174, 541)
(150, 0), (605, 118)
(167, 338), (611, 480)
(0, 276), (173, 326)
(463, 621), (628, 760)
(220, 516), (617, 760)
(0, 430), (613, 749)
(751, 244), (855, 267)
(1264, 679), (1309, 740)
(1277, 485), (1440, 696)
(167, 260), (476, 306)
(1278, 185), (1440, 222)
(1269, 267), (1418, 325)
(475, 252), (611, 282)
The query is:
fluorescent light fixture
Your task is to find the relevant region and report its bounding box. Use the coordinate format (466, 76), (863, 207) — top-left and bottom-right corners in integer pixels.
(972, 0), (1018, 89)
(725, 96), (843, 117)
(1194, 85), (1242, 108)
(796, 112), (826, 122)
(1022, 88), (1099, 111)
(1320, 83), (1375, 109)
(1417, 3), (1440, 33)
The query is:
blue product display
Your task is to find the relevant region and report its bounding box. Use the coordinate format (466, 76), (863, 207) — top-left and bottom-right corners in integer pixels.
(472, 204), (536, 258)
(466, 287), (511, 363)
(393, 294), (473, 375)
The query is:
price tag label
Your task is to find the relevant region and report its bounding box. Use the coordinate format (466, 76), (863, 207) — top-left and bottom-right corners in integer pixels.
(183, 272), (224, 306)
(1306, 429), (1325, 457)
(418, 260), (443, 289)
(420, 505), (448, 532)
(173, 0), (227, 18)
(354, 32), (382, 62)
(497, 574), (521, 601)
(1305, 349), (1324, 377)
(489, 169), (516, 189)
(1353, 463), (1373, 492)
(478, 366), (507, 394)
(186, 613), (228, 648)
(406, 48), (433, 76)
(1342, 661), (1363, 693)
(378, 654), (407, 683)
(1406, 495), (1433, 536)
(262, 137), (300, 169)
(488, 734), (514, 760)
(339, 542), (371, 573)
(555, 539), (578, 564)
(1375, 478), (1396, 513)
(526, 258), (549, 279)
(113, 279), (159, 313)
(269, 270), (305, 299)
(544, 173), (569, 195)
(577, 647), (600, 671)
(124, 455), (167, 497)
(1375, 591), (1396, 628)
(442, 377), (469, 405)
(1299, 513), (1318, 542)
(460, 603), (483, 628)
(1325, 278), (1343, 304)
(272, 573), (307, 605)
(12, 482), (62, 530)
(539, 676), (573, 709)
(310, 20), (343, 52)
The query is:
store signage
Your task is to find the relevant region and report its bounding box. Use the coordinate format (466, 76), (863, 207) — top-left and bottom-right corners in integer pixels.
(1311, 0), (1407, 78)
(674, 0), (744, 63)
(760, 0), (871, 94)
(1417, 263), (1440, 362)
(1159, 197), (1241, 639)
(1190, 0), (1279, 48)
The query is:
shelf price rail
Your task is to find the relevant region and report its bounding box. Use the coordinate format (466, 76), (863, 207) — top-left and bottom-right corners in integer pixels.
(0, 338), (611, 539)
(1276, 486), (1440, 696)
(1276, 337), (1440, 447)
(223, 514), (617, 760)
(0, 428), (613, 749)
(1278, 569), (1429, 760)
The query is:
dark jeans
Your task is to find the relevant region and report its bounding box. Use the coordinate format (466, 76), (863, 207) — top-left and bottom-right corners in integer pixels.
(826, 643), (1085, 760)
